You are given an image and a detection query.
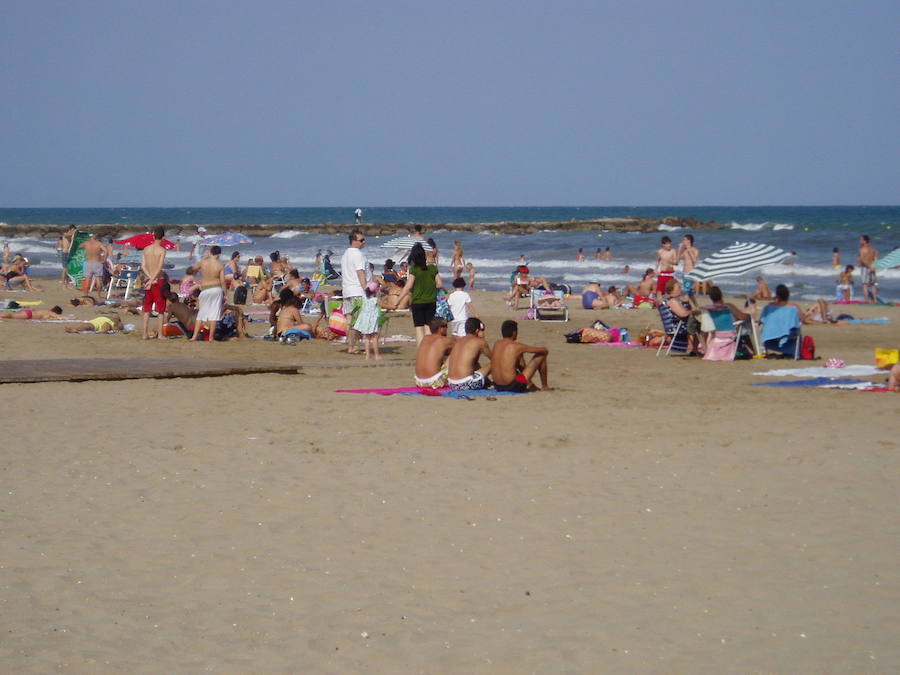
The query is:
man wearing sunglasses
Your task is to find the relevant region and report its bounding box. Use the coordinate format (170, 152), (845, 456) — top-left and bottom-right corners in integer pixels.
(340, 229), (370, 354)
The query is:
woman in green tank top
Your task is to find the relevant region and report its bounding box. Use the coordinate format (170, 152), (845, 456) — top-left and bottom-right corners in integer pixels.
(393, 243), (443, 344)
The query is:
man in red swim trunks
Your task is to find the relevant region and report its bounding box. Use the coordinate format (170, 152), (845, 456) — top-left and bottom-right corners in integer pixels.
(490, 319), (549, 392)
(655, 235), (678, 301)
(141, 226), (168, 340)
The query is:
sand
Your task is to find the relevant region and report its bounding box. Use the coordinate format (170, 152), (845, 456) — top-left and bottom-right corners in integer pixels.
(1, 284), (898, 672)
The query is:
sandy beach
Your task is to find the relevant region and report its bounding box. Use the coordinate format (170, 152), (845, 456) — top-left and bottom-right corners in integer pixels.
(1, 285), (898, 672)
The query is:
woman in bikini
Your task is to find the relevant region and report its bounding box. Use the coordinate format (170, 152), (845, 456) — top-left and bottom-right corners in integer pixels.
(1, 306), (65, 320)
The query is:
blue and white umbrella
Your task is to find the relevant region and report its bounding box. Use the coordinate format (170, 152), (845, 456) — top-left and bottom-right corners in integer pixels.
(203, 232), (253, 246)
(686, 242), (790, 282)
(873, 248), (900, 271)
(379, 236), (433, 252)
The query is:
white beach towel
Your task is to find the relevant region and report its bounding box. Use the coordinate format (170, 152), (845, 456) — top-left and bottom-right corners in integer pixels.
(753, 365), (882, 378)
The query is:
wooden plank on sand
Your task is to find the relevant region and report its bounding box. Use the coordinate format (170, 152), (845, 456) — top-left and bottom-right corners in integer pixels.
(0, 358), (302, 384)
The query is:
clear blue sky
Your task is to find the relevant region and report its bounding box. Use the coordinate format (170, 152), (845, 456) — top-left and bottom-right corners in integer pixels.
(2, 0), (897, 206)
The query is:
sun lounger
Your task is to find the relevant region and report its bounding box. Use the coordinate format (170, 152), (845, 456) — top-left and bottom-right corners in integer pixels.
(530, 289), (569, 322)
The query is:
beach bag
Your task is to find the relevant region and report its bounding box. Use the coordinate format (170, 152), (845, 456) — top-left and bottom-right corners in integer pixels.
(565, 329), (583, 343)
(328, 308), (349, 336)
(233, 285), (247, 305)
(875, 348), (899, 369)
(435, 291), (453, 321)
(800, 335), (816, 360)
(580, 327), (611, 343)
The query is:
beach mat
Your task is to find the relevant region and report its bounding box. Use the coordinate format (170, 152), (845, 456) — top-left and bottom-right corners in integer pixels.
(335, 386), (524, 398)
(751, 377), (868, 388)
(0, 358), (302, 384)
(753, 365), (882, 378)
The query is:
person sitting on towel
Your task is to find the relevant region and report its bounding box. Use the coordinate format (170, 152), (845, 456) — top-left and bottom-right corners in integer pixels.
(276, 294), (314, 338)
(490, 319), (549, 392)
(414, 317), (454, 388)
(447, 318), (492, 391)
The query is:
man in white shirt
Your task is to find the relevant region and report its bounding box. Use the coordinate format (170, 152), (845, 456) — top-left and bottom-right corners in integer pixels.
(340, 229), (369, 353)
(447, 276), (476, 337)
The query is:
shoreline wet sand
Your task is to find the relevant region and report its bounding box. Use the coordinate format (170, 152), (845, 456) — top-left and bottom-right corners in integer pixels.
(1, 285), (898, 671)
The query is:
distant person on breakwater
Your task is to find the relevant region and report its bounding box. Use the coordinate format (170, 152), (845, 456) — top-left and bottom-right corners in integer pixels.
(355, 208), (362, 224)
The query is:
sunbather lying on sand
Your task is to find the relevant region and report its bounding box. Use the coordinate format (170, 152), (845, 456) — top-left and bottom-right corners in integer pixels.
(1, 306), (65, 320)
(64, 312), (125, 333)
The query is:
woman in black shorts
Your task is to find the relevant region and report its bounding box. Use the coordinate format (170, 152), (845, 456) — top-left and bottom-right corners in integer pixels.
(393, 243), (442, 344)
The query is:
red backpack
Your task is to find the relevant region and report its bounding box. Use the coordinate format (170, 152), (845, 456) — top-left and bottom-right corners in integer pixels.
(800, 335), (816, 360)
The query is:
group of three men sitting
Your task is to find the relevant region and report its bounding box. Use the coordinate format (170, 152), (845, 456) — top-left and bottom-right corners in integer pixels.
(414, 317), (550, 393)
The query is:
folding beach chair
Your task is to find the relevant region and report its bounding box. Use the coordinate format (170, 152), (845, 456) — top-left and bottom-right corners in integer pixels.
(530, 289), (569, 322)
(656, 302), (688, 356)
(106, 267), (141, 301)
(699, 307), (749, 361)
(759, 304), (802, 359)
(300, 275), (324, 314)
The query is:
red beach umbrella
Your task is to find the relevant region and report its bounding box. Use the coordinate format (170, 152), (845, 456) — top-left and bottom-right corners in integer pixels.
(113, 233), (177, 250)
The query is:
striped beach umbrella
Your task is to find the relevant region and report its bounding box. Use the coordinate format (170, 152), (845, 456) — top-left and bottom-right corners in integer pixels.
(686, 242), (790, 282)
(379, 236), (433, 251)
(873, 248), (900, 271)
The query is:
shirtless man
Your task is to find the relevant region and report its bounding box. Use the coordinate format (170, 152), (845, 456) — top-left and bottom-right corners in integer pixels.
(413, 317), (455, 389)
(857, 235), (878, 303)
(491, 320), (549, 392)
(140, 227), (169, 340)
(678, 234), (702, 294)
(623, 268), (657, 306)
(447, 318), (492, 391)
(163, 292), (198, 335)
(655, 236), (678, 301)
(192, 245), (225, 342)
(79, 233), (106, 294)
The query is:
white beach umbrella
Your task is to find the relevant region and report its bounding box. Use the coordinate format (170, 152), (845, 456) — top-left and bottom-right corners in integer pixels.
(379, 236), (433, 252)
(686, 242), (790, 282)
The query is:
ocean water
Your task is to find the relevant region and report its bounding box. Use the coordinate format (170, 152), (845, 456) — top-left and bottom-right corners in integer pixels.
(2, 206), (898, 301)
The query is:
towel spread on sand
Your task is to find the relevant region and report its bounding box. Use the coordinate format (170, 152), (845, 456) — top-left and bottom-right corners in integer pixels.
(589, 341), (642, 348)
(838, 318), (889, 324)
(335, 387), (523, 397)
(753, 365), (882, 378)
(751, 377), (869, 387)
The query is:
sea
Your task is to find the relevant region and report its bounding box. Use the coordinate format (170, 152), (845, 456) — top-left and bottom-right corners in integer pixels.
(2, 206), (898, 301)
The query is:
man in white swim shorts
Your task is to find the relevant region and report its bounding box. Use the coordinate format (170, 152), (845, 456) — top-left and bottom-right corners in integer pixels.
(413, 317), (454, 388)
(192, 245), (226, 342)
